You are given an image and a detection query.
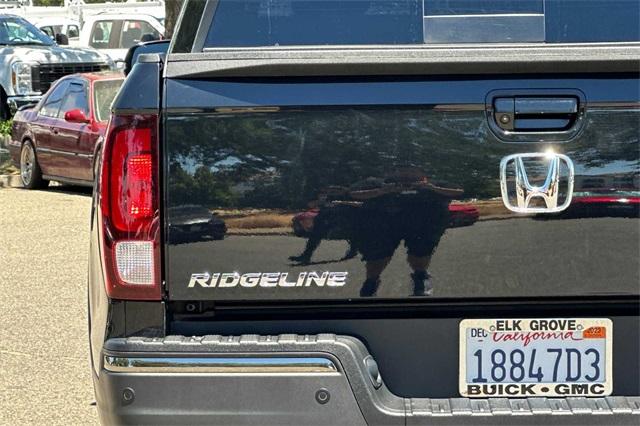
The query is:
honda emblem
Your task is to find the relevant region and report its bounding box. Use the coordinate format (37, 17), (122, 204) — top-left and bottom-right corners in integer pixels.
(500, 152), (574, 213)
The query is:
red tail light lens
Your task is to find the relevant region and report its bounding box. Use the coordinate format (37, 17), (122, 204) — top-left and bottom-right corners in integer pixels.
(126, 154), (154, 218)
(99, 114), (161, 300)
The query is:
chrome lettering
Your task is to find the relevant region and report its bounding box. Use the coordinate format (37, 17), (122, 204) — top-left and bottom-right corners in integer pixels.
(219, 272), (240, 288)
(188, 272), (348, 289)
(305, 272), (329, 287)
(260, 273), (280, 287)
(327, 272), (348, 287)
(188, 273), (211, 288)
(239, 273), (260, 288)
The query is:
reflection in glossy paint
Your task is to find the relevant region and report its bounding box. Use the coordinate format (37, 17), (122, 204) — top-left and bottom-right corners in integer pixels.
(165, 107), (639, 300)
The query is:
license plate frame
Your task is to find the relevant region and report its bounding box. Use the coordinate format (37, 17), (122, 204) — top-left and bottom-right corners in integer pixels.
(459, 318), (612, 398)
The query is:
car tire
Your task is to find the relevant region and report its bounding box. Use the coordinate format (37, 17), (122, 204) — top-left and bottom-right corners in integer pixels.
(20, 140), (48, 189)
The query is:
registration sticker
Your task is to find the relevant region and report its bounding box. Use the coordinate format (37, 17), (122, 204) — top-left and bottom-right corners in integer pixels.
(459, 318), (612, 397)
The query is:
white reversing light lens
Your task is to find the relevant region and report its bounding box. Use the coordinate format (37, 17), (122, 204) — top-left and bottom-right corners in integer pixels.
(114, 241), (154, 285)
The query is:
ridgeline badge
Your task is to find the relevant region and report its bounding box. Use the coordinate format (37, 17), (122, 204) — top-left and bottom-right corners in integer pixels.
(188, 272), (348, 288)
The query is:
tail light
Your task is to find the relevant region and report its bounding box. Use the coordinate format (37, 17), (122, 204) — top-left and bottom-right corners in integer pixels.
(99, 114), (161, 300)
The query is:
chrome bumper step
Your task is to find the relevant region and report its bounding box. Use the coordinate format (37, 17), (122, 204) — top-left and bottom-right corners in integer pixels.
(100, 334), (640, 425)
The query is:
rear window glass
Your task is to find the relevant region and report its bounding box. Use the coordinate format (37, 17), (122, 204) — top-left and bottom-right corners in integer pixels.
(203, 0), (640, 47)
(119, 20), (160, 48)
(93, 79), (124, 122)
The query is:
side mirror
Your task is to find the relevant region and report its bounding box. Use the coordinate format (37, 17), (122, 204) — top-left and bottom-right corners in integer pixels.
(55, 33), (69, 45)
(64, 108), (89, 124)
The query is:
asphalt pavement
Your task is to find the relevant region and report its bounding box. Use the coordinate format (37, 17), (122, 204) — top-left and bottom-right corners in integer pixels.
(0, 186), (97, 425)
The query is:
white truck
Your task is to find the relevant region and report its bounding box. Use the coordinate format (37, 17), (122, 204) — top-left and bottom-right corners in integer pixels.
(0, 14), (113, 119)
(78, 13), (164, 65)
(32, 17), (81, 46)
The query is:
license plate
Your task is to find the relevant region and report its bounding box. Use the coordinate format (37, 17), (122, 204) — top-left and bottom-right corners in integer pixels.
(459, 318), (612, 397)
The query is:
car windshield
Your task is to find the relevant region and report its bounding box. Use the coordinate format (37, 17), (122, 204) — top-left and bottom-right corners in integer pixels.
(93, 79), (124, 122)
(0, 17), (54, 46)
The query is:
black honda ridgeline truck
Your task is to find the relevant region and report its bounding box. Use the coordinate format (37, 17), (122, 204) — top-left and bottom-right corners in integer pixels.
(89, 1), (640, 424)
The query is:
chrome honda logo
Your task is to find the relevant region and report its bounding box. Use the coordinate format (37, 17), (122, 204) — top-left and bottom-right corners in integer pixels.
(500, 152), (574, 213)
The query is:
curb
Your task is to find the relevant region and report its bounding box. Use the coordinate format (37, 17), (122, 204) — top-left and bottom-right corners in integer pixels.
(0, 174), (22, 188)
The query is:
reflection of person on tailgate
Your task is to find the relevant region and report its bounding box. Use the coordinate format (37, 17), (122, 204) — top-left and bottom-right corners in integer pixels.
(351, 168), (462, 297)
(289, 187), (358, 264)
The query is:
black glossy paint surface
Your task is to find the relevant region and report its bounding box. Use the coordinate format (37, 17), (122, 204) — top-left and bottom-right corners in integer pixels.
(164, 78), (639, 301)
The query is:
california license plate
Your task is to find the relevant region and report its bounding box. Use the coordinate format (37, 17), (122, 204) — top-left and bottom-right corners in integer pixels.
(459, 318), (612, 397)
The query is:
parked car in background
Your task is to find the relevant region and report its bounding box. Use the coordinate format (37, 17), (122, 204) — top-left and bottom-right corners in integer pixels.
(8, 72), (124, 188)
(79, 13), (164, 66)
(552, 193), (640, 219)
(0, 14), (113, 119)
(448, 203), (480, 227)
(293, 203), (480, 238)
(168, 205), (227, 243)
(33, 17), (81, 46)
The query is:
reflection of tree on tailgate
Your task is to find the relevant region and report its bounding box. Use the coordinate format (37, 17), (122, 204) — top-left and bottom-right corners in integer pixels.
(166, 109), (515, 210)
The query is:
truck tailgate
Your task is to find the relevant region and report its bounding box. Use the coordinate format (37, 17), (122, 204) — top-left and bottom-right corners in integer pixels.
(163, 75), (639, 302)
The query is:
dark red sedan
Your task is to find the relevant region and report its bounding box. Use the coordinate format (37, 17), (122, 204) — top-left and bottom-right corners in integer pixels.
(9, 72), (124, 188)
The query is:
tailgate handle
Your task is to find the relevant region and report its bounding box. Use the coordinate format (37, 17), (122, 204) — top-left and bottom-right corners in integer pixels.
(493, 96), (579, 132)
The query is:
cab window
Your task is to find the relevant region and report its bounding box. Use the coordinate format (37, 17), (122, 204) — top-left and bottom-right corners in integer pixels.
(40, 26), (54, 38)
(90, 21), (113, 49)
(204, 0), (640, 47)
(119, 20), (160, 48)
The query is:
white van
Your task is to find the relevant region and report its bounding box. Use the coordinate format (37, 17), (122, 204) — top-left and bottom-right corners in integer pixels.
(79, 13), (164, 65)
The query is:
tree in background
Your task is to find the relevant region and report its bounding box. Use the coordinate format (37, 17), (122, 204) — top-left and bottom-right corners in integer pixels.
(32, 0), (63, 4)
(164, 0), (184, 38)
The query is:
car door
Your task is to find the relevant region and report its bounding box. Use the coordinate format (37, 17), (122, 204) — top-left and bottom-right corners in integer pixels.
(52, 79), (92, 181)
(33, 79), (70, 177)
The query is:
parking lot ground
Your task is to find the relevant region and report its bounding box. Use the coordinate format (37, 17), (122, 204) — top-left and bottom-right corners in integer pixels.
(0, 186), (97, 425)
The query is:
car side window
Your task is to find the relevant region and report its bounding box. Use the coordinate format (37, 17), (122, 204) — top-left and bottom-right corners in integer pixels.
(120, 20), (159, 48)
(39, 80), (70, 118)
(90, 20), (113, 48)
(40, 26), (54, 38)
(68, 25), (79, 39)
(58, 82), (89, 118)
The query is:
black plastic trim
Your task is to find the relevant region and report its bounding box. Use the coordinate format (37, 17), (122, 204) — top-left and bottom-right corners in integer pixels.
(165, 43), (640, 78)
(485, 88), (586, 142)
(169, 296), (640, 321)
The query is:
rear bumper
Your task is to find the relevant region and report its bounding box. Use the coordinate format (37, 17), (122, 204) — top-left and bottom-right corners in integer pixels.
(95, 334), (640, 425)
